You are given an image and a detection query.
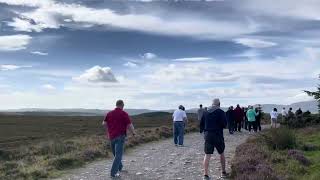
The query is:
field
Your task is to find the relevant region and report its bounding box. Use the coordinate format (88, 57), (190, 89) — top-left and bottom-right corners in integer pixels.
(0, 112), (198, 179)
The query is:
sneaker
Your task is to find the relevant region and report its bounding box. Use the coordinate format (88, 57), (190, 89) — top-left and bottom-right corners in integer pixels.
(203, 175), (210, 180)
(175, 144), (178, 147)
(178, 144), (184, 147)
(111, 173), (121, 179)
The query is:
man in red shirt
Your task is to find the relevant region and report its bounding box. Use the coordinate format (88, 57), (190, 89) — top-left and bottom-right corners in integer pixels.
(102, 100), (136, 178)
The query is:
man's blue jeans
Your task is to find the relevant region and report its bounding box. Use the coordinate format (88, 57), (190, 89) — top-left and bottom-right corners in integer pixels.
(110, 135), (125, 177)
(173, 121), (185, 145)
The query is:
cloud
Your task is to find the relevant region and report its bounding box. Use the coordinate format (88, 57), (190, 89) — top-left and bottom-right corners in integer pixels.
(124, 62), (138, 68)
(0, 64), (32, 71)
(2, 0), (256, 39)
(73, 66), (118, 84)
(42, 84), (56, 90)
(0, 34), (32, 51)
(31, 51), (48, 56)
(142, 52), (157, 60)
(173, 57), (212, 62)
(234, 38), (277, 48)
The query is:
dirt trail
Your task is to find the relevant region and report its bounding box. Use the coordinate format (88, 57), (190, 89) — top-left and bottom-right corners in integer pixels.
(57, 129), (252, 180)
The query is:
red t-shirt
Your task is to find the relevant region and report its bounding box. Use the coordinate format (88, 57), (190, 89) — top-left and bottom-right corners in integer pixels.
(104, 108), (131, 140)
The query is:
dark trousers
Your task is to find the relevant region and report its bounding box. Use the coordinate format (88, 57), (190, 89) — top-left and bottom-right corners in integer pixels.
(110, 135), (125, 176)
(248, 121), (257, 132)
(256, 119), (261, 131)
(235, 121), (242, 131)
(228, 119), (234, 133)
(244, 119), (248, 130)
(173, 121), (185, 145)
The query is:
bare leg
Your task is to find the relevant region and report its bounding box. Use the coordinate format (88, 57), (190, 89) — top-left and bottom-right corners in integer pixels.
(203, 154), (211, 176)
(220, 153), (226, 173)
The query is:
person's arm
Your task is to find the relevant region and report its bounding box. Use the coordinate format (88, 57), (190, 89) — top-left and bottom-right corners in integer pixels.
(125, 113), (136, 136)
(221, 112), (227, 129)
(183, 112), (188, 125)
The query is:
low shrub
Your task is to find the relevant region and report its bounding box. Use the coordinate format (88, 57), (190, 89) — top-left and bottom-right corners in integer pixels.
(82, 149), (103, 161)
(302, 144), (319, 151)
(50, 156), (84, 170)
(287, 149), (311, 166)
(262, 128), (297, 150)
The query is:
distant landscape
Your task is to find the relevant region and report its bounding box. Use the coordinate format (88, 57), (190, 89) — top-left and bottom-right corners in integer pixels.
(0, 100), (317, 116)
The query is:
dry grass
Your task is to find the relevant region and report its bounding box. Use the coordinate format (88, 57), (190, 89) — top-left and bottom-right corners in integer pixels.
(0, 112), (199, 179)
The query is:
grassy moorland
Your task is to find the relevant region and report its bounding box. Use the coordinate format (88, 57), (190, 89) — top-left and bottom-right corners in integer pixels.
(0, 112), (198, 179)
(232, 115), (320, 180)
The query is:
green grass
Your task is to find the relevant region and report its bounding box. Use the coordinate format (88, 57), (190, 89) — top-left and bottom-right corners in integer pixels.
(0, 112), (198, 179)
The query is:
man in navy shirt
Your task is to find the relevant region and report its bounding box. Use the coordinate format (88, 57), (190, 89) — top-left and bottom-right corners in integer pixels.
(200, 98), (228, 180)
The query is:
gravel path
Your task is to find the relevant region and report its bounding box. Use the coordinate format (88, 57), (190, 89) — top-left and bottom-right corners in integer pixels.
(58, 129), (252, 180)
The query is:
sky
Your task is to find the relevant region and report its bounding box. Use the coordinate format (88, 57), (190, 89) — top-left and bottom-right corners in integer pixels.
(0, 0), (319, 110)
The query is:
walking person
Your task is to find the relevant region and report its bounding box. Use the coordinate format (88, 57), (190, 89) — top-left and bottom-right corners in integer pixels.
(226, 106), (235, 134)
(234, 104), (244, 132)
(246, 106), (258, 133)
(198, 104), (205, 121)
(244, 107), (249, 130)
(200, 98), (228, 180)
(255, 107), (262, 131)
(172, 105), (188, 146)
(102, 100), (136, 178)
(270, 108), (279, 128)
(281, 107), (288, 123)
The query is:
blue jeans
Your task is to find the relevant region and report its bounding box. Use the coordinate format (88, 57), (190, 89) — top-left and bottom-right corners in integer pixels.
(110, 135), (125, 177)
(173, 121), (185, 145)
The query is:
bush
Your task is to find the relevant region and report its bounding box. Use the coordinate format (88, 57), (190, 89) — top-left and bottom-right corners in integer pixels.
(262, 128), (297, 150)
(50, 156), (84, 170)
(82, 149), (103, 161)
(37, 140), (75, 155)
(287, 149), (311, 166)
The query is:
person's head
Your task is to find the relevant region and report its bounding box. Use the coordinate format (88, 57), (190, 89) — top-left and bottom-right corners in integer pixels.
(299, 108), (301, 110)
(255, 107), (258, 112)
(230, 106), (234, 110)
(116, 100), (124, 109)
(200, 104), (203, 108)
(273, 108), (277, 112)
(212, 98), (220, 107)
(179, 105), (184, 110)
(237, 104), (240, 108)
(283, 107), (285, 110)
(289, 107), (293, 111)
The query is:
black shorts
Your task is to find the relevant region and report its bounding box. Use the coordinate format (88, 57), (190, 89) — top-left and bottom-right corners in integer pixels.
(204, 131), (225, 154)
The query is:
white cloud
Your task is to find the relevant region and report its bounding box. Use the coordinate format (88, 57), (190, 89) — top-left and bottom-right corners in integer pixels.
(3, 0), (256, 39)
(124, 62), (138, 68)
(73, 66), (118, 84)
(234, 38), (277, 48)
(0, 64), (32, 71)
(31, 51), (48, 56)
(240, 0), (320, 21)
(0, 34), (32, 51)
(173, 57), (212, 62)
(142, 52), (157, 60)
(42, 84), (56, 90)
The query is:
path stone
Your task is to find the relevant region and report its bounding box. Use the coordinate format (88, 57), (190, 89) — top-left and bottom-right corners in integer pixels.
(57, 129), (253, 180)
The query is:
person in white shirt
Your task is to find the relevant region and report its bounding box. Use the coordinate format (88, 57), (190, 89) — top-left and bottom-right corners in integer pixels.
(270, 108), (278, 128)
(172, 105), (188, 146)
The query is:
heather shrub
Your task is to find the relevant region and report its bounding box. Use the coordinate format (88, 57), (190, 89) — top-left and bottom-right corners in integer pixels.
(50, 156), (84, 170)
(287, 149), (311, 166)
(262, 128), (297, 150)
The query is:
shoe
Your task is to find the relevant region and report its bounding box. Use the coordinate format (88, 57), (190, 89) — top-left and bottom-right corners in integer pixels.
(175, 144), (178, 147)
(178, 144), (184, 147)
(203, 175), (210, 180)
(220, 171), (229, 178)
(111, 173), (121, 179)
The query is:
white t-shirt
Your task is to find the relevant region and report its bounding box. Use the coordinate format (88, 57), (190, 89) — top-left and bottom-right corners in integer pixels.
(270, 111), (278, 119)
(281, 109), (287, 116)
(173, 109), (187, 122)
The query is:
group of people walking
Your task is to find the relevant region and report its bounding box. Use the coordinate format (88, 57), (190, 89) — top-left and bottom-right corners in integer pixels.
(199, 104), (263, 135)
(102, 99), (306, 179)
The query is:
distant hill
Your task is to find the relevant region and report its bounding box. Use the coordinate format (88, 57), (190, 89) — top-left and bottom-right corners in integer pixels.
(0, 100), (317, 116)
(253, 100), (318, 113)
